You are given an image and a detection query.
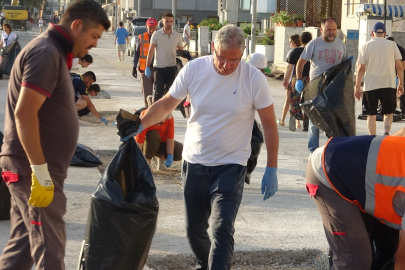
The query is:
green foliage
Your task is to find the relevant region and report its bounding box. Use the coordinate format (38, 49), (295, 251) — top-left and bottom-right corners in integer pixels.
(19, 0), (44, 10)
(271, 10), (293, 25)
(292, 14), (305, 22)
(198, 18), (227, 31)
(258, 28), (275, 45)
(240, 22), (258, 37)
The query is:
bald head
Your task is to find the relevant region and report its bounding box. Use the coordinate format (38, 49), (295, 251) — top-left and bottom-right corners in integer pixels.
(320, 18), (337, 43)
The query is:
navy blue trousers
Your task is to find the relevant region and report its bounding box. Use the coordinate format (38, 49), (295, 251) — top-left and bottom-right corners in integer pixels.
(182, 161), (246, 270)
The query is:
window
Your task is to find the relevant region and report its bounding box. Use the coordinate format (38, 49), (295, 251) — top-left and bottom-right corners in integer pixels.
(347, 0), (368, 17)
(239, 0), (250, 10)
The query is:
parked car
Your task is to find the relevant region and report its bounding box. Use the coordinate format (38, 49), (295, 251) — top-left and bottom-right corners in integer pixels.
(127, 26), (147, 57)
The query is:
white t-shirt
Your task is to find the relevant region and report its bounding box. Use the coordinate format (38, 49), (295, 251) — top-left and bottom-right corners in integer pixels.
(183, 24), (190, 38)
(71, 58), (79, 68)
(0, 12), (4, 19)
(169, 56), (274, 166)
(358, 37), (402, 91)
(1, 32), (17, 47)
(39, 19), (43, 27)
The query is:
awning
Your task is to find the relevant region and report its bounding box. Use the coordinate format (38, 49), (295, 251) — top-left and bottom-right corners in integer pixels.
(356, 3), (405, 18)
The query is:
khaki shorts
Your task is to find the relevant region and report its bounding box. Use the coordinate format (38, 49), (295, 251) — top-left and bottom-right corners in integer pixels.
(116, 44), (126, 51)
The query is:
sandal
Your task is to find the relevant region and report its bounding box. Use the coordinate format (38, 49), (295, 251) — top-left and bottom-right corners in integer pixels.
(277, 119), (285, 126)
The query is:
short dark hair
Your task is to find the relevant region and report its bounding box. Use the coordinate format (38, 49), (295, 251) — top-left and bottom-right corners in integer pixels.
(321, 17), (337, 27)
(59, 0), (110, 31)
(83, 71), (96, 82)
(300, 31), (312, 45)
(163, 12), (174, 18)
(289, 34), (301, 47)
(119, 21), (123, 27)
(80, 54), (93, 63)
(88, 83), (100, 93)
(387, 36), (395, 42)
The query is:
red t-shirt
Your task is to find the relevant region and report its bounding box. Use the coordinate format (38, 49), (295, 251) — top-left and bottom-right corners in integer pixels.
(135, 110), (174, 144)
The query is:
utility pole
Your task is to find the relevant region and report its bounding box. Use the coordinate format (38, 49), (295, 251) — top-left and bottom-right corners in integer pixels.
(114, 0), (117, 33)
(383, 0), (387, 27)
(138, 0), (140, 17)
(250, 0), (257, 54)
(172, 0), (177, 28)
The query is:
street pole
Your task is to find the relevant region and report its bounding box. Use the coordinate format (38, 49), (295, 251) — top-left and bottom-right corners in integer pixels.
(384, 0), (387, 27)
(172, 0), (177, 28)
(138, 0), (140, 18)
(250, 0), (257, 54)
(114, 1), (117, 33)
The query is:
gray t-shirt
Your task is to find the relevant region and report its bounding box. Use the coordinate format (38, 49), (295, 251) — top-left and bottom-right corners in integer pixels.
(151, 28), (183, 68)
(300, 36), (348, 80)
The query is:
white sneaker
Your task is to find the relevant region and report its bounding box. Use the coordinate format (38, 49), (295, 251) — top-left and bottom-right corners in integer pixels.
(118, 59), (121, 62)
(157, 158), (166, 171)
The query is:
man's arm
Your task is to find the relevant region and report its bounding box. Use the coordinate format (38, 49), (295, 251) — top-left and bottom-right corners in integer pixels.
(283, 64), (294, 89)
(395, 229), (405, 269)
(141, 94), (182, 129)
(146, 43), (156, 68)
(166, 138), (174, 156)
(15, 87), (47, 165)
(133, 38), (141, 69)
(295, 58), (307, 80)
(114, 36), (117, 44)
(81, 95), (101, 119)
(257, 104), (279, 168)
(395, 59), (404, 97)
(355, 63), (366, 101)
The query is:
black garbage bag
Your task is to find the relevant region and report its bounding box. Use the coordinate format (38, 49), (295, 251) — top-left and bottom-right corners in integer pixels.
(176, 49), (194, 61)
(301, 58), (355, 137)
(82, 110), (158, 270)
(0, 40), (21, 75)
(0, 131), (11, 221)
(245, 120), (264, 184)
(70, 144), (102, 167)
(116, 109), (142, 139)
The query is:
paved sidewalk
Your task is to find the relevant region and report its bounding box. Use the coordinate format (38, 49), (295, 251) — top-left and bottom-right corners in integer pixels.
(0, 29), (402, 270)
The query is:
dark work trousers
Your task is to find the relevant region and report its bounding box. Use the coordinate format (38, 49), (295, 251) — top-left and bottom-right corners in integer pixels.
(143, 130), (183, 160)
(154, 66), (176, 102)
(182, 161), (246, 270)
(305, 160), (372, 270)
(139, 69), (155, 108)
(0, 174), (66, 270)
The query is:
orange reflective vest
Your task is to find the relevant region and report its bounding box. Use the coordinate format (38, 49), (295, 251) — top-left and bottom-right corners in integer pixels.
(323, 136), (405, 230)
(138, 32), (150, 71)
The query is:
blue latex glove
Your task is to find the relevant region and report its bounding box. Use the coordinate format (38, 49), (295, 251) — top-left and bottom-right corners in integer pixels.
(261, 167), (278, 201)
(100, 117), (108, 125)
(165, 154), (174, 167)
(295, 79), (304, 94)
(120, 124), (143, 142)
(145, 67), (151, 78)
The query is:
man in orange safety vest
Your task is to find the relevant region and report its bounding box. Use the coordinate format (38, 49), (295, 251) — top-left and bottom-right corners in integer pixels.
(133, 18), (158, 108)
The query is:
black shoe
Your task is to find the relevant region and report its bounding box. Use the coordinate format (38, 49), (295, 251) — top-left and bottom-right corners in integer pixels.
(0, 74), (3, 80)
(384, 132), (389, 136)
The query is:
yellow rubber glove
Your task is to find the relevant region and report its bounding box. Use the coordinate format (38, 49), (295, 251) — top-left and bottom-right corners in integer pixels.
(28, 164), (54, 207)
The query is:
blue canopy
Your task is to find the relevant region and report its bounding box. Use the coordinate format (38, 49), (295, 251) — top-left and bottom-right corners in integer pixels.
(357, 3), (405, 18)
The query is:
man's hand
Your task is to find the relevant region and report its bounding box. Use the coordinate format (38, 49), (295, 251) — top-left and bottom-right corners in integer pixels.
(145, 67), (151, 78)
(295, 79), (304, 93)
(132, 67), (137, 78)
(120, 124), (144, 142)
(261, 167), (278, 201)
(165, 154), (174, 167)
(397, 84), (404, 97)
(354, 85), (362, 101)
(28, 164), (54, 208)
(282, 79), (289, 90)
(100, 117), (108, 125)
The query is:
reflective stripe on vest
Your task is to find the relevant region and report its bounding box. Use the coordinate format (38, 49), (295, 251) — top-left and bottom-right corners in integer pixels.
(139, 32), (149, 71)
(364, 136), (405, 230)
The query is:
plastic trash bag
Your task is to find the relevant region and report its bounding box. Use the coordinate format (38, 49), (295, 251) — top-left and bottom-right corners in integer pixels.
(245, 120), (264, 185)
(301, 58), (356, 137)
(70, 144), (102, 167)
(0, 131), (11, 221)
(81, 110), (158, 270)
(0, 40), (21, 75)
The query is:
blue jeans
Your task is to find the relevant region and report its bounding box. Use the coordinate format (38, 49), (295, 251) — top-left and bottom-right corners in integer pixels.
(308, 120), (319, 153)
(182, 161), (246, 270)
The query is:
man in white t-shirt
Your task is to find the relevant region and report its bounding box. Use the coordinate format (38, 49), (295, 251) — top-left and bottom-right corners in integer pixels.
(136, 25), (279, 270)
(182, 19), (191, 51)
(38, 17), (44, 34)
(355, 22), (404, 136)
